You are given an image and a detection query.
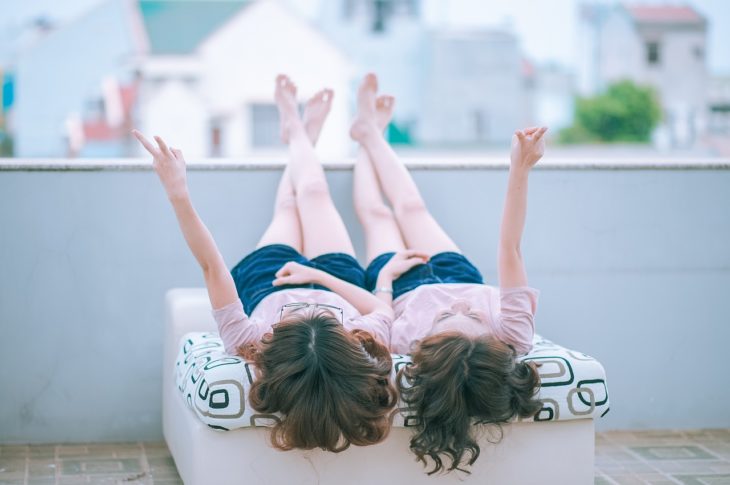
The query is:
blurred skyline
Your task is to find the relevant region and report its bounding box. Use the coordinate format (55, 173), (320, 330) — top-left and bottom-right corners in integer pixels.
(2, 0), (728, 158)
(3, 0), (730, 74)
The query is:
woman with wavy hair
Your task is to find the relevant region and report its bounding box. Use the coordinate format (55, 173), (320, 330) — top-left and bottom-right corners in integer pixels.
(349, 73), (545, 474)
(133, 74), (397, 452)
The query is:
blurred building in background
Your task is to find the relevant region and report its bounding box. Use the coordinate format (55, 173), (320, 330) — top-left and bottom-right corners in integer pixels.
(318, 0), (545, 147)
(579, 3), (708, 149)
(1, 0), (726, 158)
(317, 0), (425, 144)
(9, 0), (354, 159)
(11, 0), (141, 157)
(418, 28), (530, 146)
(135, 0), (352, 160)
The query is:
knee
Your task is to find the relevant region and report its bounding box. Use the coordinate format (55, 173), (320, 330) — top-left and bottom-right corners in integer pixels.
(296, 178), (331, 202)
(274, 195), (297, 214)
(394, 195), (428, 219)
(356, 202), (396, 225)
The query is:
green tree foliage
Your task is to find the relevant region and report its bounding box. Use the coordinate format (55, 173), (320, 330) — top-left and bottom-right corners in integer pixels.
(560, 80), (662, 143)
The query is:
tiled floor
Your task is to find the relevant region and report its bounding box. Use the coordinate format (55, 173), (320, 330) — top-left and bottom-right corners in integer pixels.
(595, 429), (730, 484)
(0, 429), (728, 484)
(0, 442), (180, 485)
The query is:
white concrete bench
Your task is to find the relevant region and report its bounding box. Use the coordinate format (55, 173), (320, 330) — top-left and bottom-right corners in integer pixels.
(163, 288), (605, 485)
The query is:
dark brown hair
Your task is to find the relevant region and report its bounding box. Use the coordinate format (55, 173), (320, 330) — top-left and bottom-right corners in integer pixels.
(239, 310), (397, 452)
(398, 331), (542, 474)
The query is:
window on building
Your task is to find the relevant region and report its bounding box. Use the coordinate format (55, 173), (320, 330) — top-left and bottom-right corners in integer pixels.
(371, 0), (389, 33)
(251, 103), (283, 148)
(209, 118), (223, 157)
(694, 46), (704, 60)
(343, 0), (356, 19)
(85, 98), (105, 120)
(472, 110), (489, 142)
(646, 42), (661, 65)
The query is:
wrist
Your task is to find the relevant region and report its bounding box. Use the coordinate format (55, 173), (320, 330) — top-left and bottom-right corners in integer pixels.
(167, 188), (190, 203)
(312, 269), (329, 286)
(376, 272), (394, 286)
(508, 163), (531, 177)
(372, 286), (393, 295)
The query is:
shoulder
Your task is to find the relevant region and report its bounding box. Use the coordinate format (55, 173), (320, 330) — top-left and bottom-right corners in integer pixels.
(212, 299), (247, 324)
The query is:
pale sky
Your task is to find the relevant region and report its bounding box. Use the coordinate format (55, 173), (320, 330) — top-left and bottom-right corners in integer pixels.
(3, 0), (729, 74)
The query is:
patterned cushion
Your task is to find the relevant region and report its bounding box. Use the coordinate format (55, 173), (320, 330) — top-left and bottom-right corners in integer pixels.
(175, 332), (610, 431)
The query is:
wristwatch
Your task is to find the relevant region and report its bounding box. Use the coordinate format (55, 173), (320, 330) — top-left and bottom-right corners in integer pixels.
(372, 287), (393, 295)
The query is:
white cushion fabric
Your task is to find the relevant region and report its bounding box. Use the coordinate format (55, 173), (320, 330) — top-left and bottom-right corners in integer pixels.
(175, 332), (609, 431)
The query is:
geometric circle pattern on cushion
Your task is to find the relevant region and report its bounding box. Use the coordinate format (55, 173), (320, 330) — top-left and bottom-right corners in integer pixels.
(176, 333), (609, 431)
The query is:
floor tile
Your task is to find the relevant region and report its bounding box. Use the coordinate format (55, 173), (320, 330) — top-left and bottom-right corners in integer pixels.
(630, 445), (718, 461)
(3, 429), (729, 484)
(673, 474), (730, 484)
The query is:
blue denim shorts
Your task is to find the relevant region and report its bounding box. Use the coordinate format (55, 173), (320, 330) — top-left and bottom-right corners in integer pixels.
(231, 244), (366, 315)
(365, 252), (484, 300)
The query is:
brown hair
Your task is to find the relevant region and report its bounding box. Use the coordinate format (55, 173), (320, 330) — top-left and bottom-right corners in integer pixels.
(397, 331), (542, 474)
(239, 310), (397, 452)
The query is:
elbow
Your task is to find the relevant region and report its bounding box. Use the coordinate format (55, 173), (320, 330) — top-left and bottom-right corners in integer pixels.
(500, 243), (522, 259)
(375, 303), (394, 319)
(223, 344), (236, 356)
(220, 335), (239, 356)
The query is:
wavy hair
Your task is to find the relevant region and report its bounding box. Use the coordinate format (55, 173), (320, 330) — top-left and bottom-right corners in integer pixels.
(398, 332), (542, 474)
(238, 310), (397, 452)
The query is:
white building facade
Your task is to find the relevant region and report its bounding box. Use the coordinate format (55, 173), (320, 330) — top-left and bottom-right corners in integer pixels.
(135, 0), (353, 160)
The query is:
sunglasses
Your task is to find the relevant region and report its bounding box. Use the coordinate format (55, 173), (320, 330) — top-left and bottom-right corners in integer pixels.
(278, 302), (344, 325)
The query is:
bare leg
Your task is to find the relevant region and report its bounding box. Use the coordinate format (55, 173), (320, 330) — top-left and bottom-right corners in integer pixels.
(351, 74), (460, 255)
(256, 166), (301, 250)
(257, 87), (334, 250)
(275, 74), (355, 258)
(354, 94), (406, 263)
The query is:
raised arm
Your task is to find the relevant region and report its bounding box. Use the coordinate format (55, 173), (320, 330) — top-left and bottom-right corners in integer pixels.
(498, 127), (547, 288)
(272, 262), (394, 318)
(133, 130), (239, 310)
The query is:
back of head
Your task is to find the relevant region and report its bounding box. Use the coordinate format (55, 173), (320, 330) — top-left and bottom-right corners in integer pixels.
(239, 310), (397, 452)
(398, 332), (542, 474)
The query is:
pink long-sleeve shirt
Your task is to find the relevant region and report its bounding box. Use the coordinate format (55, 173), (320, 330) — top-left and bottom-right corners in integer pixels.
(211, 289), (392, 355)
(389, 284), (539, 355)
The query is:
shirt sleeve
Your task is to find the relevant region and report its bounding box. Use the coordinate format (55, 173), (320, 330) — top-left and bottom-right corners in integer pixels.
(388, 316), (415, 355)
(494, 287), (539, 355)
(346, 311), (392, 348)
(211, 299), (260, 355)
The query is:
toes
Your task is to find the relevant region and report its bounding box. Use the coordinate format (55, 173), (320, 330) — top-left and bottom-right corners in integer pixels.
(376, 95), (394, 110)
(363, 72), (378, 91)
(276, 75), (296, 96)
(307, 90), (322, 106)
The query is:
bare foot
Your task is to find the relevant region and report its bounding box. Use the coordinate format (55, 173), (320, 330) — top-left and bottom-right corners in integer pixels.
(274, 74), (301, 143)
(350, 73), (380, 142)
(302, 89), (334, 145)
(375, 95), (395, 132)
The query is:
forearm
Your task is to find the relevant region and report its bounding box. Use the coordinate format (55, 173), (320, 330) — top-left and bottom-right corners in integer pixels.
(499, 167), (530, 250)
(317, 272), (393, 317)
(169, 192), (226, 272)
(498, 167), (530, 287)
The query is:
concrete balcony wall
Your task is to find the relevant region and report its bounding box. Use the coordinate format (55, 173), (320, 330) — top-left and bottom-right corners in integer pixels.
(1, 159), (728, 443)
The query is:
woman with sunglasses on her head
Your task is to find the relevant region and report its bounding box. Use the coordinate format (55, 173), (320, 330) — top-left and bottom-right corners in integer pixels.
(348, 73), (545, 474)
(133, 75), (413, 452)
